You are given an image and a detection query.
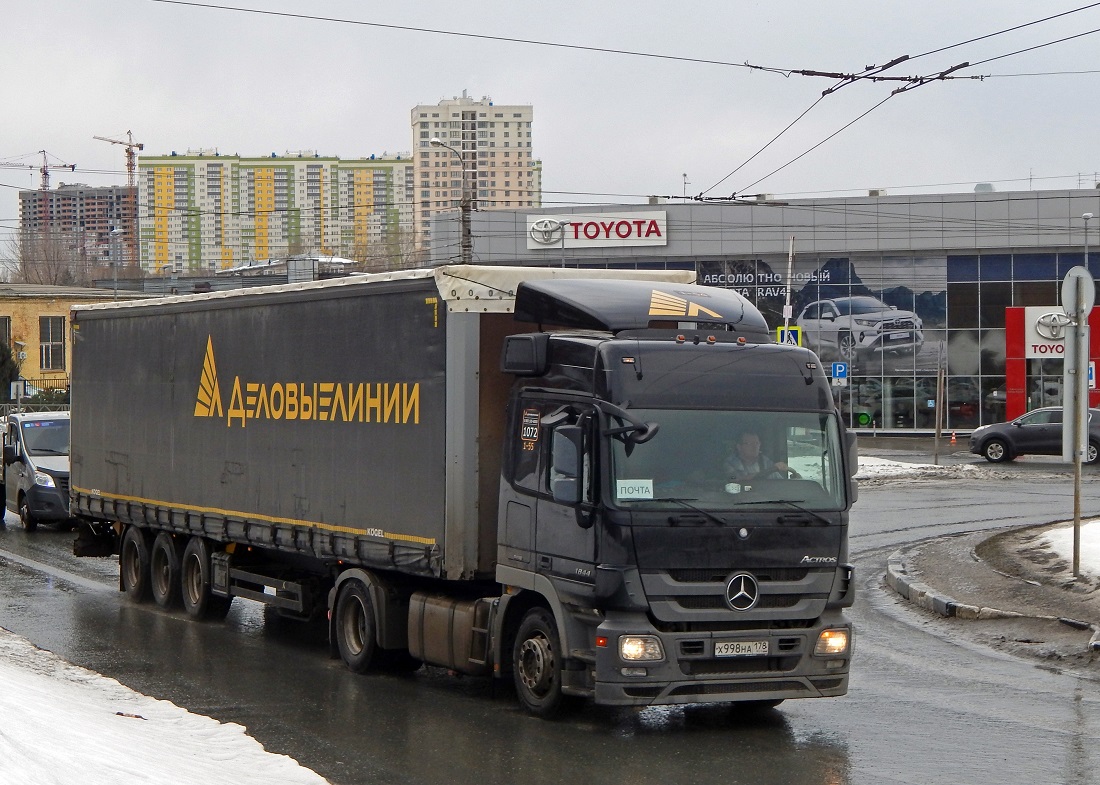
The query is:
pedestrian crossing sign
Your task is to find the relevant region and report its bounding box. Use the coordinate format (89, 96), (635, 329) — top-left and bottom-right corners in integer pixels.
(776, 326), (802, 346)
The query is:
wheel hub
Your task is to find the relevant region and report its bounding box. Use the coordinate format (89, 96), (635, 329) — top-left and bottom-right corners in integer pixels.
(517, 635), (553, 693)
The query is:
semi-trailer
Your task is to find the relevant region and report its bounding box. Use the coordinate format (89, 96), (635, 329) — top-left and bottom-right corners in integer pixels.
(70, 265), (856, 716)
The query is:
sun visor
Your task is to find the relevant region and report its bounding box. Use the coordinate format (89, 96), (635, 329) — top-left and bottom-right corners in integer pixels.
(514, 279), (770, 335)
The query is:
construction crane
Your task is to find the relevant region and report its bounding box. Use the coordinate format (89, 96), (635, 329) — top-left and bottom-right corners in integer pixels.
(94, 131), (144, 189)
(94, 131), (145, 267)
(0, 150), (76, 190)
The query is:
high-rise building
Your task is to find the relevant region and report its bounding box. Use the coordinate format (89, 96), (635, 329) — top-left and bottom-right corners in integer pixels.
(138, 150), (416, 273)
(411, 92), (539, 252)
(18, 183), (137, 274)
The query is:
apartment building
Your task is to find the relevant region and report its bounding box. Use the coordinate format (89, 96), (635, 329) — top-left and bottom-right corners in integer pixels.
(138, 151), (416, 273)
(18, 183), (137, 270)
(411, 92), (540, 252)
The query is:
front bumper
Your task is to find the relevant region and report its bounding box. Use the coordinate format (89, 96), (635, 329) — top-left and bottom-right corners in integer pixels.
(858, 329), (923, 354)
(591, 611), (852, 706)
(25, 484), (72, 521)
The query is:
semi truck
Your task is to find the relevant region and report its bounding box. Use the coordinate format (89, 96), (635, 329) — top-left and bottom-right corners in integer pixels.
(70, 265), (857, 717)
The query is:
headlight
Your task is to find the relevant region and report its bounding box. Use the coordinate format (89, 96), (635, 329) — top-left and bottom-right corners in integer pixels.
(853, 318), (877, 327)
(619, 635), (664, 661)
(814, 628), (849, 656)
(34, 471), (56, 488)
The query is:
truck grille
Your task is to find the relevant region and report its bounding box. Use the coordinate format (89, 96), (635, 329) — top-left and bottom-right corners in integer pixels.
(640, 566), (834, 624)
(882, 317), (916, 330)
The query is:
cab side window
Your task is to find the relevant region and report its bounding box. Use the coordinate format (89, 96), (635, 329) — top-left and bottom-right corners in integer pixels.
(510, 401), (594, 502)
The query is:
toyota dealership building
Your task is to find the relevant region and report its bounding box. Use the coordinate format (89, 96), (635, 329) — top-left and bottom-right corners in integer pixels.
(429, 187), (1100, 432)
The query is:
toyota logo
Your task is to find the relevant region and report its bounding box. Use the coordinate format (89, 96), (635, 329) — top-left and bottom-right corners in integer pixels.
(725, 573), (760, 611)
(1036, 311), (1073, 340)
(529, 218), (568, 245)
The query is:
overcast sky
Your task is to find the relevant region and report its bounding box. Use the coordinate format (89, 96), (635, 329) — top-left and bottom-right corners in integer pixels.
(4, 1), (1100, 244)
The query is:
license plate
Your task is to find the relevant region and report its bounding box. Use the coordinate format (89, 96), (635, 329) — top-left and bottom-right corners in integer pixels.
(888, 331), (910, 340)
(714, 640), (768, 657)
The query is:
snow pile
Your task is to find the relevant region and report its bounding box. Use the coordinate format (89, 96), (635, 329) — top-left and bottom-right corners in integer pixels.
(1038, 520), (1100, 582)
(0, 629), (330, 785)
(855, 456), (1010, 485)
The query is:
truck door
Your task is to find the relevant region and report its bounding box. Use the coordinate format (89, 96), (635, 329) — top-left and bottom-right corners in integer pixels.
(511, 399), (598, 591)
(4, 420), (21, 512)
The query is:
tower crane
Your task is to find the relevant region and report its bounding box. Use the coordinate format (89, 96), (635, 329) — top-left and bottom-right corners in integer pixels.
(0, 151), (76, 189)
(94, 131), (145, 268)
(93, 131), (144, 189)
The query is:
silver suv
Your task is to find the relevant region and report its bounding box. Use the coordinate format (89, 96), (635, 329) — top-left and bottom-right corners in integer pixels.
(796, 296), (923, 362)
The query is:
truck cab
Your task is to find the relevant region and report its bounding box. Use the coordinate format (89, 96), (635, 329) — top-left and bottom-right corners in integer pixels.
(492, 279), (857, 714)
(3, 411), (72, 531)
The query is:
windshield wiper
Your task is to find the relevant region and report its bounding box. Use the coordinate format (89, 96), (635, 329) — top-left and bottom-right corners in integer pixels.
(649, 497), (727, 526)
(736, 499), (832, 525)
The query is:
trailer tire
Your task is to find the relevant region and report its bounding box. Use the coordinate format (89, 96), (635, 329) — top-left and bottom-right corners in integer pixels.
(120, 526), (152, 602)
(334, 580), (378, 674)
(181, 537), (233, 620)
(150, 532), (183, 609)
(512, 607), (572, 718)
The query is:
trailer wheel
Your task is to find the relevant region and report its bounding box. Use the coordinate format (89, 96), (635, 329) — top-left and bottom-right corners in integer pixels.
(150, 532), (183, 609)
(512, 607), (571, 718)
(120, 526), (152, 602)
(335, 580), (378, 673)
(181, 537), (233, 620)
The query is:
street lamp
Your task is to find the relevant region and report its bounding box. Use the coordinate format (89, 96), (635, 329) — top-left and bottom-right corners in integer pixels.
(430, 137), (472, 265)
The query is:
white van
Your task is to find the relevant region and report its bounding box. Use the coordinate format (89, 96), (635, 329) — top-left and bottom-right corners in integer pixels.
(3, 411), (71, 531)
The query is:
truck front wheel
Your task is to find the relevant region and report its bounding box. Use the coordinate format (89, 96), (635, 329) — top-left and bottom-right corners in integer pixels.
(335, 580), (378, 674)
(120, 526), (152, 602)
(512, 607), (571, 718)
(181, 536), (232, 620)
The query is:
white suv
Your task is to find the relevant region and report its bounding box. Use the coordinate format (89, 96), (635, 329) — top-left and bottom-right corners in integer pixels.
(796, 296), (923, 362)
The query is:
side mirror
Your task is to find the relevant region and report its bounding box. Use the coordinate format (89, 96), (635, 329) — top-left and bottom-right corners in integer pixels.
(550, 426), (583, 505)
(3, 443), (16, 466)
(846, 431), (858, 477)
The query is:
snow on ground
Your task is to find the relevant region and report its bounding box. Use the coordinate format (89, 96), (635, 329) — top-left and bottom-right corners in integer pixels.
(1039, 520), (1100, 582)
(855, 455), (1018, 484)
(0, 629), (330, 785)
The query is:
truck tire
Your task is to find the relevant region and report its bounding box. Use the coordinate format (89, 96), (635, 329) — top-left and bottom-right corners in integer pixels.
(334, 580), (378, 674)
(120, 526), (152, 602)
(150, 532), (183, 609)
(512, 607), (572, 718)
(180, 536), (233, 620)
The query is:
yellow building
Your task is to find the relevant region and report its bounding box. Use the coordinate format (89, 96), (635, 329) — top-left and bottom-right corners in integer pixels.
(0, 284), (149, 393)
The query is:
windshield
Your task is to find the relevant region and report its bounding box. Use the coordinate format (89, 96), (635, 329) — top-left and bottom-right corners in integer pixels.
(835, 297), (890, 315)
(610, 410), (846, 512)
(21, 419), (70, 456)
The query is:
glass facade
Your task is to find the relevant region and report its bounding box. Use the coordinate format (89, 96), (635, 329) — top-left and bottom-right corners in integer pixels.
(699, 250), (1099, 430)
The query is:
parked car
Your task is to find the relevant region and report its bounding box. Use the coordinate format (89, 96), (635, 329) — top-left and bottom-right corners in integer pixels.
(796, 296), (923, 362)
(2, 411), (72, 531)
(968, 406), (1100, 464)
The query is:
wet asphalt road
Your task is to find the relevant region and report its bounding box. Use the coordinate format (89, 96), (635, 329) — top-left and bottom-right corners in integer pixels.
(1, 455), (1099, 785)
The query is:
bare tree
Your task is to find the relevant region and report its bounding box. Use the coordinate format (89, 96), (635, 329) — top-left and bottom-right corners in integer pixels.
(4, 229), (90, 285)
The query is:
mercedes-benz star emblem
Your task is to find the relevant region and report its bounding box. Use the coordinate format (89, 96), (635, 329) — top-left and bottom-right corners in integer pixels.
(1036, 311), (1073, 340)
(529, 218), (567, 245)
(725, 573), (760, 611)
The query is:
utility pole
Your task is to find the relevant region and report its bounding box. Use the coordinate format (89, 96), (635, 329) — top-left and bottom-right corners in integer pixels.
(430, 137), (472, 264)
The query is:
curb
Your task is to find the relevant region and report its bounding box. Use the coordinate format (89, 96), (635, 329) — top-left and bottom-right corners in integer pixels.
(886, 545), (1100, 652)
(886, 548), (1026, 621)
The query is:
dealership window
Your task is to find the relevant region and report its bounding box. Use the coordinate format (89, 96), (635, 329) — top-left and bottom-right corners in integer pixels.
(40, 316), (65, 371)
